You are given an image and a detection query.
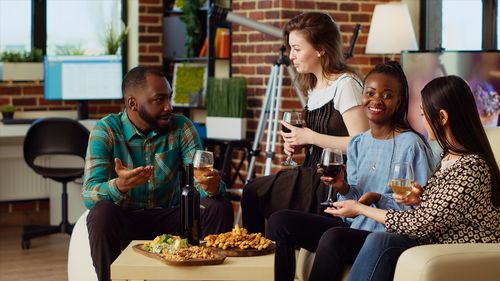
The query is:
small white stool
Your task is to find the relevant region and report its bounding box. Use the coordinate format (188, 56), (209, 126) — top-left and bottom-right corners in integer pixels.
(67, 209), (98, 281)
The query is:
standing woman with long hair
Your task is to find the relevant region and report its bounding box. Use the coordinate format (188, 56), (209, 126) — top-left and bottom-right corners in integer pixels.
(241, 12), (369, 234)
(327, 75), (500, 281)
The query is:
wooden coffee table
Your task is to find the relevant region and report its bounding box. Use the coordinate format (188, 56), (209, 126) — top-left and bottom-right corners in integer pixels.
(111, 240), (274, 281)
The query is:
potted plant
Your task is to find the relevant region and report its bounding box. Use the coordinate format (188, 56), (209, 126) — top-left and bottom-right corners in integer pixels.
(102, 21), (129, 55)
(0, 105), (15, 120)
(0, 49), (43, 81)
(206, 77), (247, 140)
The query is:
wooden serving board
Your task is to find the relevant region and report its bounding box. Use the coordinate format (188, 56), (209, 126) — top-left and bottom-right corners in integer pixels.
(207, 242), (275, 257)
(132, 244), (226, 266)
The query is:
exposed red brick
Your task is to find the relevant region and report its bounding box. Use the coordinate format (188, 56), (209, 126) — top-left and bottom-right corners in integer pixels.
(258, 1), (272, 9)
(148, 45), (163, 53)
(12, 97), (37, 106)
(139, 15), (160, 24)
(139, 35), (161, 43)
(249, 11), (265, 21)
(265, 10), (280, 19)
(281, 0), (295, 9)
(238, 66), (256, 75)
(0, 97), (10, 105)
(361, 3), (376, 12)
(295, 1), (315, 9)
(240, 45), (256, 53)
(241, 2), (256, 10)
(282, 10), (301, 20)
(22, 85), (44, 95)
(12, 200), (38, 212)
(317, 2), (338, 10)
(0, 85), (22, 95)
(351, 13), (370, 23)
(340, 3), (359, 12)
(256, 66), (271, 75)
(97, 105), (122, 113)
(147, 25), (163, 33)
(331, 12), (349, 22)
(0, 201), (11, 213)
(139, 55), (161, 63)
(147, 6), (163, 13)
(139, 0), (161, 5)
(281, 99), (302, 109)
(38, 99), (64, 106)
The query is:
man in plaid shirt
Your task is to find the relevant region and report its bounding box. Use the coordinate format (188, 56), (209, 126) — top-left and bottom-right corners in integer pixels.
(83, 66), (233, 281)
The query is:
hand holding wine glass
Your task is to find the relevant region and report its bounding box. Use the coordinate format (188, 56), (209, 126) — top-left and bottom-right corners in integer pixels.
(388, 162), (414, 199)
(193, 150), (219, 194)
(281, 111), (303, 167)
(318, 148), (343, 206)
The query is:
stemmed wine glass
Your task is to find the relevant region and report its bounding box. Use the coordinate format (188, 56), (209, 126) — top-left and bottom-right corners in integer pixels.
(388, 162), (414, 198)
(193, 150), (214, 181)
(318, 147), (343, 206)
(281, 111), (303, 167)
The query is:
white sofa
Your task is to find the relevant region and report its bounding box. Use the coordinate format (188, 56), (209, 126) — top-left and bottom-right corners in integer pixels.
(296, 126), (500, 281)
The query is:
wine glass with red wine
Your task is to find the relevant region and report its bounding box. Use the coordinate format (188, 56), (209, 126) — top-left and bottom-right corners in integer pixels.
(281, 111), (303, 167)
(318, 147), (343, 206)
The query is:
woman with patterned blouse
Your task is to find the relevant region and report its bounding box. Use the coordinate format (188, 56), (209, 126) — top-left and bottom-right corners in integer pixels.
(319, 75), (500, 281)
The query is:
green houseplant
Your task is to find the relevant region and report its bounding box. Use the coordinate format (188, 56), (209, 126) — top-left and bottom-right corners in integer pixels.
(0, 105), (15, 120)
(0, 49), (44, 81)
(177, 0), (205, 58)
(206, 77), (247, 139)
(102, 21), (129, 55)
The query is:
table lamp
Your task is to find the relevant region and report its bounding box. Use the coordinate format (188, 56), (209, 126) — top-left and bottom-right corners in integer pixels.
(365, 2), (418, 60)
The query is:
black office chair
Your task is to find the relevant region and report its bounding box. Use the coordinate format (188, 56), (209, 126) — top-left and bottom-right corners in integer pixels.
(21, 118), (90, 249)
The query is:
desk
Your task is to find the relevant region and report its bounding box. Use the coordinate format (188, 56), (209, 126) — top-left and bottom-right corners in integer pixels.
(111, 240), (274, 281)
(0, 118), (97, 224)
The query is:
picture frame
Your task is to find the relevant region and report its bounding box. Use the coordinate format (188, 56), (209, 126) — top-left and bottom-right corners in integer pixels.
(172, 62), (207, 107)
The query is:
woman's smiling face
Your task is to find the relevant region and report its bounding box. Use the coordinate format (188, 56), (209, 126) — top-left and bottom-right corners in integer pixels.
(362, 73), (401, 126)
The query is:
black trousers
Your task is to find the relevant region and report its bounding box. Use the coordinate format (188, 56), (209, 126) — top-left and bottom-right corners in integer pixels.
(87, 197), (234, 281)
(266, 209), (370, 281)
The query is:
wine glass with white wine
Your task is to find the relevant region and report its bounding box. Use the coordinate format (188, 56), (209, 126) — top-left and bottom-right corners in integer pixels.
(388, 162), (414, 198)
(193, 150), (214, 182)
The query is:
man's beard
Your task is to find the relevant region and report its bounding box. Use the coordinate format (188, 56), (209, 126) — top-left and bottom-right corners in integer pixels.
(138, 107), (169, 133)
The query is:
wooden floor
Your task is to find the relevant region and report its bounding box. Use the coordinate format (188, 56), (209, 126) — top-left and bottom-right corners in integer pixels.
(0, 225), (70, 281)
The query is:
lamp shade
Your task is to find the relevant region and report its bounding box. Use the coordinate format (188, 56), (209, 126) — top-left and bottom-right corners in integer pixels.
(365, 3), (418, 54)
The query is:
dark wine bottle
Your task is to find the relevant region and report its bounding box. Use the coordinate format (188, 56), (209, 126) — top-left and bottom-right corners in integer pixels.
(180, 163), (201, 245)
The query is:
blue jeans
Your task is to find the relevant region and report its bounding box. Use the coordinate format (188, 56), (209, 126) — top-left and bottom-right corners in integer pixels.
(348, 232), (419, 281)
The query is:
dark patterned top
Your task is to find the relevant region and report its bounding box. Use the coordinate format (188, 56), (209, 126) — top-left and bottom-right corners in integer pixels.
(385, 154), (500, 244)
(303, 100), (348, 167)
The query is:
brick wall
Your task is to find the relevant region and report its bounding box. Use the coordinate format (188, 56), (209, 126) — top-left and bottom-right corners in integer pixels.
(231, 0), (396, 177)
(0, 0), (164, 119)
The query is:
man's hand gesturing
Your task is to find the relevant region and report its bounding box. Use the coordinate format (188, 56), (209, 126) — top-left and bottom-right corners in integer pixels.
(114, 158), (154, 193)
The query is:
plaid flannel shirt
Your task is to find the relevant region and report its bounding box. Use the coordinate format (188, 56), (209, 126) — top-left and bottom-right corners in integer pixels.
(82, 110), (225, 209)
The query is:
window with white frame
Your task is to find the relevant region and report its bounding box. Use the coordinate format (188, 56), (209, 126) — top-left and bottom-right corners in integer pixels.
(0, 0), (32, 53)
(47, 0), (123, 56)
(441, 0), (483, 50)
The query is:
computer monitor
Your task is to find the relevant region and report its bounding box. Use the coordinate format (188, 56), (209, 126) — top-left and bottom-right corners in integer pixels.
(401, 51), (500, 136)
(44, 55), (123, 119)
